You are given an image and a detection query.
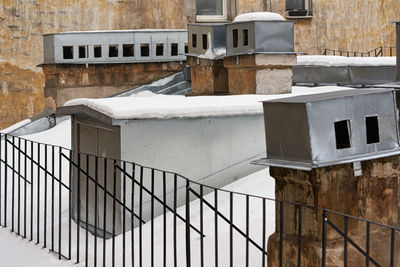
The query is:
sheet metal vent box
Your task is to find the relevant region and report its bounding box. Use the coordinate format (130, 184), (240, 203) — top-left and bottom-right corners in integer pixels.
(188, 23), (227, 56)
(254, 89), (400, 170)
(226, 20), (294, 56)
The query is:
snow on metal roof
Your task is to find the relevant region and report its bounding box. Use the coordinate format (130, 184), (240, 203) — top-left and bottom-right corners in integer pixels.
(297, 55), (396, 66)
(233, 12), (285, 22)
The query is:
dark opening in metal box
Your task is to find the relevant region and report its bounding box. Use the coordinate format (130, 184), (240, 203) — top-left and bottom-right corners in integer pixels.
(226, 20), (294, 56)
(187, 23), (227, 56)
(253, 89), (400, 170)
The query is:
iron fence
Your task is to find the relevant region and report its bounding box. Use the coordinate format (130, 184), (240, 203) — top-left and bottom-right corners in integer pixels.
(0, 133), (399, 266)
(323, 46), (396, 57)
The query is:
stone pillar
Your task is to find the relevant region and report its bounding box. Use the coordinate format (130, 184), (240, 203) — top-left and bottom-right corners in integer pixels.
(268, 156), (400, 266)
(224, 54), (296, 95)
(186, 56), (228, 96)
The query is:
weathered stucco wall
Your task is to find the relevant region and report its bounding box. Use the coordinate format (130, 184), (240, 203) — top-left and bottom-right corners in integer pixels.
(0, 0), (398, 128)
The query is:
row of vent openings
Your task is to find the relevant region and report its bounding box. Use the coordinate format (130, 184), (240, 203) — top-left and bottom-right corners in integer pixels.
(191, 29), (249, 50)
(334, 116), (379, 150)
(63, 43), (188, 60)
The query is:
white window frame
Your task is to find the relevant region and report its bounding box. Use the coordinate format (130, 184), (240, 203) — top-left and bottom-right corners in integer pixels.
(196, 0), (228, 22)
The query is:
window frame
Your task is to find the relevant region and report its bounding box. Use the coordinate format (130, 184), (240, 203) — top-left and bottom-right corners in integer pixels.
(196, 0), (228, 22)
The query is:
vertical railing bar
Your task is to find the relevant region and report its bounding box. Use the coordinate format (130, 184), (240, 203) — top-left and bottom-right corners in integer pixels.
(139, 166), (144, 267)
(0, 133), (2, 227)
(30, 141), (33, 241)
(279, 201), (283, 267)
(4, 134), (7, 228)
(36, 143), (40, 244)
(151, 169), (155, 267)
(122, 162), (126, 267)
(246, 195), (249, 267)
(112, 160), (117, 267)
(94, 156), (98, 267)
(185, 180), (191, 267)
(173, 173), (177, 267)
(51, 146), (55, 251)
(322, 210), (327, 267)
(163, 171), (166, 267)
(215, 189), (218, 267)
(344, 216), (348, 267)
(58, 147), (62, 260)
(103, 158), (107, 267)
(76, 152), (80, 263)
(68, 150), (72, 260)
(11, 136), (15, 232)
(131, 164), (135, 267)
(298, 205), (302, 267)
(44, 144), (48, 248)
(24, 139), (27, 238)
(390, 228), (395, 267)
(366, 222), (370, 267)
(230, 192), (233, 267)
(85, 154), (90, 267)
(200, 185), (204, 267)
(17, 137), (20, 235)
(262, 198), (266, 267)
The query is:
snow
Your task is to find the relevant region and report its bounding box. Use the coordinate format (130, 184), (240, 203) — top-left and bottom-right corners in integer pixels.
(297, 55), (397, 66)
(64, 86), (349, 120)
(233, 12), (285, 22)
(0, 119), (31, 134)
(140, 74), (176, 87)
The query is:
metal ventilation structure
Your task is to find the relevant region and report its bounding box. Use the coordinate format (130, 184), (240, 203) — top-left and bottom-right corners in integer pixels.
(43, 30), (188, 64)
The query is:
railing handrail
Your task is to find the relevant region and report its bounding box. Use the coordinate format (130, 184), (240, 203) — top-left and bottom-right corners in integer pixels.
(323, 46), (396, 57)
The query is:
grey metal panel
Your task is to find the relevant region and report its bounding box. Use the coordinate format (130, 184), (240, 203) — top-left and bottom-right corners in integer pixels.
(292, 65), (349, 83)
(226, 21), (255, 55)
(188, 23), (227, 55)
(263, 102), (312, 162)
(349, 66), (396, 84)
(254, 21), (294, 53)
(43, 35), (55, 64)
(44, 30), (187, 64)
(257, 89), (400, 169)
(286, 0), (305, 10)
(396, 22), (400, 81)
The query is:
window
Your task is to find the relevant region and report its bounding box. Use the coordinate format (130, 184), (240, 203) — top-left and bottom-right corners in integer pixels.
(94, 45), (102, 58)
(171, 43), (178, 56)
(202, 34), (207, 50)
(243, 29), (248, 46)
(192, 34), (197, 48)
(156, 43), (164, 56)
(141, 44), (150, 57)
(232, 29), (238, 48)
(63, 46), (73, 59)
(196, 0), (231, 21)
(79, 46), (88, 58)
(334, 120), (351, 149)
(366, 116), (379, 144)
(286, 0), (313, 17)
(109, 45), (118, 57)
(123, 44), (134, 57)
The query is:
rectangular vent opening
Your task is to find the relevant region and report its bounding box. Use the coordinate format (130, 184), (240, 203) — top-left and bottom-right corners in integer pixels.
(233, 29), (238, 48)
(366, 116), (380, 144)
(184, 43), (189, 54)
(94, 45), (102, 58)
(109, 44), (118, 57)
(243, 29), (248, 46)
(123, 44), (134, 57)
(334, 120), (351, 149)
(192, 34), (197, 48)
(202, 34), (207, 50)
(79, 46), (87, 58)
(171, 43), (178, 56)
(63, 46), (73, 59)
(141, 44), (150, 57)
(156, 43), (164, 56)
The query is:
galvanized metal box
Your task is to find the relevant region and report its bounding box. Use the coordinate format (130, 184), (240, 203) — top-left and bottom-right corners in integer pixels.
(188, 23), (227, 56)
(43, 30), (187, 64)
(226, 21), (294, 56)
(255, 89), (400, 170)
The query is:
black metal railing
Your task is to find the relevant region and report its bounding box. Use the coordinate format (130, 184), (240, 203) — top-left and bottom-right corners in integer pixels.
(0, 133), (399, 266)
(323, 46), (396, 57)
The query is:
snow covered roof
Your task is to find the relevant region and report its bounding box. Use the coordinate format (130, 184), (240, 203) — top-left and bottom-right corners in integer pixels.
(62, 86), (348, 121)
(297, 55), (396, 66)
(233, 12), (285, 22)
(44, 29), (187, 36)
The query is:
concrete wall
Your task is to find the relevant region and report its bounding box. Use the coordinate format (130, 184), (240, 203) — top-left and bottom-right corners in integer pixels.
(0, 0), (398, 128)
